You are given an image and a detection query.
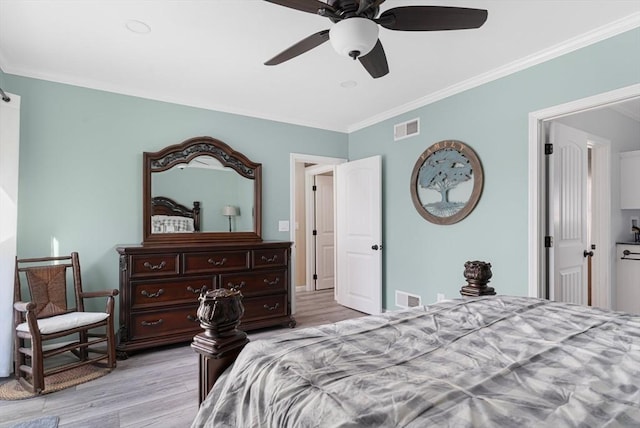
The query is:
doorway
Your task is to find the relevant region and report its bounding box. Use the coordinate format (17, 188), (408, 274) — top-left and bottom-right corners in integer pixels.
(289, 153), (383, 316)
(528, 83), (640, 307)
(289, 153), (345, 314)
(544, 121), (610, 307)
(305, 166), (335, 291)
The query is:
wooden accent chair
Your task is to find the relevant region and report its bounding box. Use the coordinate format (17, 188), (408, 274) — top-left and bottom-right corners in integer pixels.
(13, 252), (119, 394)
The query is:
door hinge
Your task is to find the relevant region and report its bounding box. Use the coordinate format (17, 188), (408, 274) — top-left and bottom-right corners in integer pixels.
(545, 236), (553, 248)
(312, 229), (317, 236)
(545, 143), (553, 155)
(312, 185), (317, 191)
(313, 274), (318, 280)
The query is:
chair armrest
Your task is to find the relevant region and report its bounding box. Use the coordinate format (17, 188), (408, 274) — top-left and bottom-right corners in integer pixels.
(14, 301), (36, 312)
(80, 289), (119, 298)
(80, 289), (118, 316)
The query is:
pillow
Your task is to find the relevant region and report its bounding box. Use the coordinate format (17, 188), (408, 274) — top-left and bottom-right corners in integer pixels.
(151, 215), (195, 233)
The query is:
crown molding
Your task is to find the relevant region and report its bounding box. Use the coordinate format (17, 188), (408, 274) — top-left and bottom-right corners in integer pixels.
(348, 12), (640, 133)
(2, 12), (638, 135)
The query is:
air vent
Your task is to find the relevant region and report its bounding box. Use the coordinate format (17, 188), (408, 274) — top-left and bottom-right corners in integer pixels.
(395, 290), (422, 308)
(394, 118), (420, 141)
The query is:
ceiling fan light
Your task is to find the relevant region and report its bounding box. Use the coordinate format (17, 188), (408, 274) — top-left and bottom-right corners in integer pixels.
(329, 18), (379, 59)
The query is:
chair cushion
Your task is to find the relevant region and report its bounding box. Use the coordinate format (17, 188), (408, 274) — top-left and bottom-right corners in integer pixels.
(16, 312), (109, 334)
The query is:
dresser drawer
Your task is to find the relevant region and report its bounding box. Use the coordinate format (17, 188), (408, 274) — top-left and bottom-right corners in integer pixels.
(253, 248), (288, 269)
(184, 251), (250, 274)
(117, 241), (294, 353)
(220, 270), (287, 296)
(130, 306), (200, 340)
(241, 294), (288, 322)
(131, 276), (214, 309)
(129, 253), (180, 278)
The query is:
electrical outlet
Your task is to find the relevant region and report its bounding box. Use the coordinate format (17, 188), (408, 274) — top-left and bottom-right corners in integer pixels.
(437, 293), (445, 302)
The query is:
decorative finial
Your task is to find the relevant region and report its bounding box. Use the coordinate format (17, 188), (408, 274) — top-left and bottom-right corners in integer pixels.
(460, 260), (496, 297)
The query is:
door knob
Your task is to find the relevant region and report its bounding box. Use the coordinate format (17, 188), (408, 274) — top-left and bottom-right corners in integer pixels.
(371, 244), (382, 250)
(583, 250), (594, 258)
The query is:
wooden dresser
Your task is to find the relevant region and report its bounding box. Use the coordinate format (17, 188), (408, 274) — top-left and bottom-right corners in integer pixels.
(116, 241), (295, 355)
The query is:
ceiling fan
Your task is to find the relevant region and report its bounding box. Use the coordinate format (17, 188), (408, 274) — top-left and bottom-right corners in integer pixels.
(263, 0), (488, 78)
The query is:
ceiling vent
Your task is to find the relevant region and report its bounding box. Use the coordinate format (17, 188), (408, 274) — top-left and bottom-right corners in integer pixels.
(395, 290), (422, 309)
(394, 118), (420, 141)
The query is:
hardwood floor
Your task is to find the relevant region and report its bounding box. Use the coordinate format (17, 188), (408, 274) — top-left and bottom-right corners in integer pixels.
(0, 289), (364, 428)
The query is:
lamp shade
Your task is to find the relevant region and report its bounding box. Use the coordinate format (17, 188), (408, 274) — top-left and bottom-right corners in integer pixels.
(329, 17), (379, 59)
(222, 205), (239, 216)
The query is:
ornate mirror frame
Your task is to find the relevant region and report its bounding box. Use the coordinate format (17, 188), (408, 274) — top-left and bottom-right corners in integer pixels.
(142, 136), (262, 244)
(410, 140), (483, 225)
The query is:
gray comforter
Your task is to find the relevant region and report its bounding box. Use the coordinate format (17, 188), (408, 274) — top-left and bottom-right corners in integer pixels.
(191, 296), (640, 427)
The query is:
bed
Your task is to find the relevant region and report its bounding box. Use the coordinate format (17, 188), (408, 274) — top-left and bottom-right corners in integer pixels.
(150, 196), (200, 233)
(191, 294), (640, 427)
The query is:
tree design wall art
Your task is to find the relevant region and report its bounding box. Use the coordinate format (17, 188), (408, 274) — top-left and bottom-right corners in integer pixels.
(410, 140), (483, 225)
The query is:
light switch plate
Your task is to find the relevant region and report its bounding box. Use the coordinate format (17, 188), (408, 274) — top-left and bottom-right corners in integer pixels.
(278, 220), (290, 232)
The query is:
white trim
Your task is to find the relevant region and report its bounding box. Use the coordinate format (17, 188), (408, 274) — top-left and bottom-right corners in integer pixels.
(304, 164), (337, 292)
(304, 170), (315, 293)
(349, 13), (640, 133)
(589, 137), (611, 310)
(0, 93), (21, 377)
(528, 84), (640, 299)
(3, 15), (638, 134)
(289, 153), (346, 313)
(0, 66), (347, 133)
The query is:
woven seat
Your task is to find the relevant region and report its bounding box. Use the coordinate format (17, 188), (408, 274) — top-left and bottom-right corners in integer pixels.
(13, 252), (119, 394)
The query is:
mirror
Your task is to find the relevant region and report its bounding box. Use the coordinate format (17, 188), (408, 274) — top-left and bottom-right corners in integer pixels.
(143, 136), (262, 244)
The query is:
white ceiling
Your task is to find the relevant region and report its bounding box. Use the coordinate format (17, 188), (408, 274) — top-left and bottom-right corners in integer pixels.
(0, 0), (639, 132)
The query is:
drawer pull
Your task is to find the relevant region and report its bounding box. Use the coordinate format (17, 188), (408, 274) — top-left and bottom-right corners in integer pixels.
(141, 319), (164, 327)
(227, 281), (246, 290)
(261, 255), (278, 263)
(263, 303), (280, 311)
(141, 289), (164, 298)
(207, 257), (227, 266)
(263, 277), (280, 286)
(187, 314), (198, 322)
(187, 285), (207, 294)
(143, 261), (166, 271)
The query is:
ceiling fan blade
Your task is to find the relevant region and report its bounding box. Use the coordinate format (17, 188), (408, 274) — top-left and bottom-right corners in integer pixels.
(265, 30), (330, 66)
(358, 40), (389, 79)
(378, 6), (488, 31)
(264, 0), (335, 15)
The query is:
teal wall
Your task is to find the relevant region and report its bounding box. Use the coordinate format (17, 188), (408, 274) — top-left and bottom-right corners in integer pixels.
(3, 28), (639, 314)
(349, 28), (640, 308)
(3, 74), (347, 311)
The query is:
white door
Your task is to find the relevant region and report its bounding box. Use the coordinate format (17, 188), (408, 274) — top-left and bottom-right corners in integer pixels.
(0, 93), (21, 377)
(314, 174), (335, 290)
(335, 156), (382, 314)
(550, 122), (589, 305)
